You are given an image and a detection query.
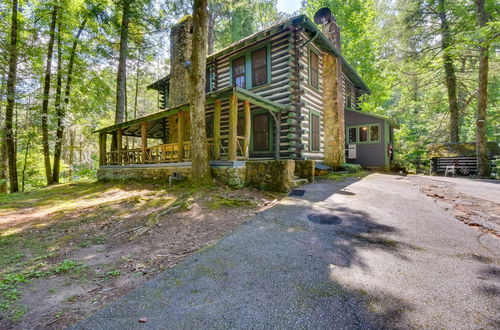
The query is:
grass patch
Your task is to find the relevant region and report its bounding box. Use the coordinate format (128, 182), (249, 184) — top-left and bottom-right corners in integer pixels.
(323, 170), (370, 181)
(206, 195), (256, 210)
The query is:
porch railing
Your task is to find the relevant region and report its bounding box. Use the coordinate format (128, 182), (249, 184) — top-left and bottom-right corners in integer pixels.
(104, 141), (217, 165)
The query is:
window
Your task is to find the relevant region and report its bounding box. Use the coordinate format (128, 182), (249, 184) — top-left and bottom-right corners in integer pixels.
(370, 125), (379, 142)
(311, 113), (320, 151)
(348, 127), (357, 143)
(346, 124), (381, 144)
(359, 126), (368, 142)
(309, 49), (319, 89)
(205, 67), (212, 92)
(231, 45), (270, 90)
(251, 47), (268, 87)
(253, 113), (269, 151)
(232, 56), (246, 88)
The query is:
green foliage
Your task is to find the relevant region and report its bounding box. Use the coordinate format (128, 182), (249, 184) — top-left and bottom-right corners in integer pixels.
(340, 163), (362, 173)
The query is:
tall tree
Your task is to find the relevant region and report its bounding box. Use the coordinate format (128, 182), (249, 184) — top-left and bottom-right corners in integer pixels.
(189, 0), (211, 182)
(5, 0), (20, 193)
(53, 13), (88, 183)
(437, 0), (460, 143)
(475, 0), (491, 177)
(41, 5), (58, 185)
(115, 0), (133, 124)
(0, 74), (7, 193)
(52, 20), (64, 183)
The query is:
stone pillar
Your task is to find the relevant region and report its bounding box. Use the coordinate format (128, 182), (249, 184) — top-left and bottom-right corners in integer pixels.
(168, 16), (193, 108)
(322, 52), (345, 168)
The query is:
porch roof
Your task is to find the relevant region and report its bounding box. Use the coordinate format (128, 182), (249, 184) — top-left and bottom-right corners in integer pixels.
(94, 86), (289, 139)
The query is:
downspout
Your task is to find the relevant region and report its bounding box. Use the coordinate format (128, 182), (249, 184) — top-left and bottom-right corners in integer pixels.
(300, 30), (319, 49)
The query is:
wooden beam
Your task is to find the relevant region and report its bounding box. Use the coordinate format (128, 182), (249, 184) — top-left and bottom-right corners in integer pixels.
(99, 133), (106, 166)
(177, 111), (185, 161)
(117, 128), (123, 165)
(243, 100), (250, 160)
(213, 99), (221, 160)
(141, 122), (148, 163)
(228, 94), (238, 161)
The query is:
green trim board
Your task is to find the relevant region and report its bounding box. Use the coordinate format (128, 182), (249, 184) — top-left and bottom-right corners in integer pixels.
(309, 109), (321, 152)
(384, 120), (390, 166)
(229, 43), (272, 90)
(346, 123), (381, 144)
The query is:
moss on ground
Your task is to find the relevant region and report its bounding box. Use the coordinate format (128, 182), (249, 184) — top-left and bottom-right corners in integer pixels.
(206, 195), (256, 210)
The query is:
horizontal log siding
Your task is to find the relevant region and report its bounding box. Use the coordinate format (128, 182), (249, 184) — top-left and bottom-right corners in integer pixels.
(213, 29), (293, 158)
(299, 33), (324, 159)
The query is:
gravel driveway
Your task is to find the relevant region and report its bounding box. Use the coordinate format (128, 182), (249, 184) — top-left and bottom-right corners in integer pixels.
(72, 173), (500, 329)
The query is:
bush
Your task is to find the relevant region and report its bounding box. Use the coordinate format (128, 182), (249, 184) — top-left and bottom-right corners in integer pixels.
(341, 163), (362, 173)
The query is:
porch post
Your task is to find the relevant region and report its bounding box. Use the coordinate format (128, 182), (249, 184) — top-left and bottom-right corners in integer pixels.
(177, 111), (185, 162)
(228, 94), (238, 161)
(99, 133), (107, 166)
(141, 122), (148, 163)
(117, 128), (123, 165)
(213, 99), (221, 160)
(243, 100), (251, 160)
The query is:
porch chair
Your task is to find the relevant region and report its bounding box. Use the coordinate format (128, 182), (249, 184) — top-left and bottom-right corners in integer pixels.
(444, 164), (456, 177)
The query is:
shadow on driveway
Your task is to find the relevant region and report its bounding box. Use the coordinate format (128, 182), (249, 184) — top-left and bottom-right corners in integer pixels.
(72, 176), (416, 329)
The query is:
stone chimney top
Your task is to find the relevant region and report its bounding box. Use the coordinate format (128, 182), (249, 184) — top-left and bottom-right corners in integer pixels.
(314, 7), (341, 52)
(168, 16), (193, 107)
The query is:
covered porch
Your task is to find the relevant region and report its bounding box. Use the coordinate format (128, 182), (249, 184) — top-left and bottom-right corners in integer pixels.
(96, 87), (288, 166)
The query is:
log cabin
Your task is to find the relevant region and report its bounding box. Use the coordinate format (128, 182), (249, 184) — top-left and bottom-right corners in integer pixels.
(95, 8), (396, 184)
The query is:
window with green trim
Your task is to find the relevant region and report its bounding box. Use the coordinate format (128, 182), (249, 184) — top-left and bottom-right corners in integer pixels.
(346, 124), (381, 144)
(232, 56), (246, 88)
(310, 113), (320, 151)
(230, 45), (270, 90)
(309, 49), (319, 89)
(251, 47), (268, 87)
(205, 67), (213, 92)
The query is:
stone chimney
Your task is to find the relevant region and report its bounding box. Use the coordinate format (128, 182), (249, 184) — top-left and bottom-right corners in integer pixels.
(316, 8), (345, 168)
(168, 16), (193, 108)
(321, 14), (341, 52)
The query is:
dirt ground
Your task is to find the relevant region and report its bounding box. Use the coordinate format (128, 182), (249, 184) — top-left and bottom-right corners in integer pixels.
(403, 175), (500, 238)
(0, 180), (279, 329)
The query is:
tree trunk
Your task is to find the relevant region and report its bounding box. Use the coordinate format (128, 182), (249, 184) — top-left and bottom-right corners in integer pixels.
(0, 74), (8, 193)
(438, 0), (460, 143)
(475, 0), (490, 178)
(21, 135), (32, 192)
(68, 130), (75, 181)
(5, 0), (20, 193)
(189, 0), (211, 183)
(208, 10), (215, 55)
(52, 21), (63, 183)
(41, 5), (58, 185)
(53, 17), (87, 183)
(115, 0), (131, 124)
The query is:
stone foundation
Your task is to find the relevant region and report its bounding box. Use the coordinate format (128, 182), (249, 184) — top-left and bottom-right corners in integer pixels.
(245, 160), (295, 192)
(99, 159), (305, 192)
(294, 160), (315, 183)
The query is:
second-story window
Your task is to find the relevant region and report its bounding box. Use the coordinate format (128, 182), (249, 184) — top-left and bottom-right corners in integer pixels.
(251, 47), (268, 87)
(309, 49), (319, 89)
(232, 56), (246, 88)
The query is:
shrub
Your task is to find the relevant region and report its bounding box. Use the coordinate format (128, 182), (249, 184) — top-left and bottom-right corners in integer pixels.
(341, 163), (362, 173)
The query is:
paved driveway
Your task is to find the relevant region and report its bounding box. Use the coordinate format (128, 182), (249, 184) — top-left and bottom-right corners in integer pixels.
(73, 174), (500, 329)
